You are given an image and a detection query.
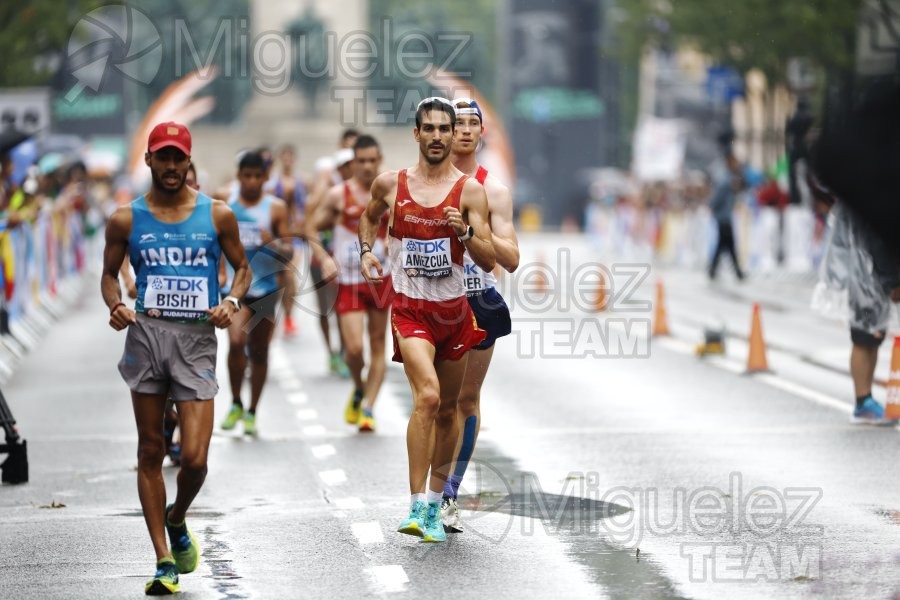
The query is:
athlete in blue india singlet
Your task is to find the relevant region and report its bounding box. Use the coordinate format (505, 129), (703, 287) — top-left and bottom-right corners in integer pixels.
(218, 151), (292, 437)
(129, 194), (222, 322)
(102, 122), (250, 595)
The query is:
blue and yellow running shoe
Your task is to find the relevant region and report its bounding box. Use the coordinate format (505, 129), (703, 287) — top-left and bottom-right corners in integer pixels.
(422, 501), (447, 543)
(344, 389), (363, 425)
(145, 557), (179, 595)
(243, 412), (257, 436)
(165, 504), (200, 574)
(397, 500), (427, 537)
(358, 409), (376, 432)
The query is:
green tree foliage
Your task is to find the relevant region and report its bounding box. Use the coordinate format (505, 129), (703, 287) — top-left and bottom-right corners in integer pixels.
(368, 0), (498, 106)
(618, 0), (862, 85)
(0, 0), (107, 87)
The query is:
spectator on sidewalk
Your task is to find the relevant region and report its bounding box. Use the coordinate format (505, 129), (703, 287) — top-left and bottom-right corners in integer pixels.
(811, 173), (900, 424)
(707, 136), (746, 281)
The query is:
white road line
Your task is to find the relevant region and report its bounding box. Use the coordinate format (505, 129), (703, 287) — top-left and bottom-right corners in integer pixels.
(286, 392), (308, 405)
(85, 474), (118, 484)
(319, 469), (347, 485)
(366, 565), (409, 593)
(351, 522), (385, 544)
(280, 378), (303, 391)
(311, 444), (336, 459)
(756, 373), (852, 414)
(302, 425), (327, 436)
(271, 368), (295, 381)
(296, 409), (319, 421)
(656, 332), (852, 413)
(335, 497), (365, 510)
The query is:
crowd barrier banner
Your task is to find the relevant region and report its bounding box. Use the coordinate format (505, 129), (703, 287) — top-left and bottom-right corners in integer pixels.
(0, 208), (87, 381)
(586, 202), (825, 276)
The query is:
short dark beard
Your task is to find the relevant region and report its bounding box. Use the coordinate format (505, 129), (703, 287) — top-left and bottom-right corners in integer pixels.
(421, 143), (450, 165)
(151, 170), (186, 195)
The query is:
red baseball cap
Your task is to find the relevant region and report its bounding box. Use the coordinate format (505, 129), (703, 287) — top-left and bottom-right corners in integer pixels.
(148, 122), (192, 155)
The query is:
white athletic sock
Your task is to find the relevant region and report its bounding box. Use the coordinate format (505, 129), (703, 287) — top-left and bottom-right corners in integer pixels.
(425, 488), (443, 505)
(410, 493), (426, 507)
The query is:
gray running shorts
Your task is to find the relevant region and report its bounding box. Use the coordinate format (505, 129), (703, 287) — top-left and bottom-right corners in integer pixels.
(118, 313), (219, 401)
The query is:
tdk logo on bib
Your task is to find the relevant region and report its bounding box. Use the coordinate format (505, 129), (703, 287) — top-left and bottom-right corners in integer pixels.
(406, 239), (446, 253)
(144, 275), (209, 314)
(150, 276), (205, 293)
(402, 237), (452, 278)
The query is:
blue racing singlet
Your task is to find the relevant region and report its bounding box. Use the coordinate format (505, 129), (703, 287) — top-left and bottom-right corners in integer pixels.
(129, 193), (222, 323)
(224, 194), (281, 299)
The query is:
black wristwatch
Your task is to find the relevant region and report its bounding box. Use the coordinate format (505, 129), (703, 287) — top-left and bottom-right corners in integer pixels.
(457, 225), (474, 242)
(359, 242), (372, 257)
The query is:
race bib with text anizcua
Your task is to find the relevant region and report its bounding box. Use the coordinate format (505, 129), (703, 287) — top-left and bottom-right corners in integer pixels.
(143, 275), (209, 315)
(401, 237), (452, 278)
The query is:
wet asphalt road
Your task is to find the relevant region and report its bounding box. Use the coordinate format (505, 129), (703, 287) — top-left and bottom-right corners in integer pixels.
(1, 234), (898, 599)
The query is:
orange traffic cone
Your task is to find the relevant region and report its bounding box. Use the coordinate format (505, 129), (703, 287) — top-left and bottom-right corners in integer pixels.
(534, 251), (549, 293)
(652, 281), (670, 336)
(745, 303), (770, 373)
(885, 336), (900, 421)
(592, 268), (609, 312)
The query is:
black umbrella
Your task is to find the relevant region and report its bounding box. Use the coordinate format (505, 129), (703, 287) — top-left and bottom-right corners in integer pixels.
(0, 128), (32, 155)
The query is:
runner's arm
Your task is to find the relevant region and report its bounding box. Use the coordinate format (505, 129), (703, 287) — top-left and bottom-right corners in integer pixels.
(358, 172), (393, 283)
(214, 202), (251, 300)
(302, 170), (333, 235)
(304, 184), (341, 265)
(486, 179), (519, 272)
(271, 197), (294, 261)
(101, 206), (137, 329)
(459, 179), (496, 272)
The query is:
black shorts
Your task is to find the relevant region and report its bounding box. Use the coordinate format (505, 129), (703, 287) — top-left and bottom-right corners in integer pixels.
(245, 294), (280, 322)
(467, 287), (512, 350)
(850, 327), (886, 348)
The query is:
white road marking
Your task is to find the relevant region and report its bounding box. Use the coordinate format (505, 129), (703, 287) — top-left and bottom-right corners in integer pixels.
(311, 444), (336, 459)
(655, 331), (853, 413)
(335, 497), (365, 510)
(351, 522), (385, 544)
(366, 565), (409, 593)
(280, 378), (303, 391)
(295, 409), (319, 421)
(319, 469), (347, 485)
(756, 373), (852, 414)
(286, 392), (308, 405)
(302, 425), (327, 436)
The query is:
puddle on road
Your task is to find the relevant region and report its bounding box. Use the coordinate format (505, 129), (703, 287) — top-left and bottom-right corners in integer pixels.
(389, 374), (691, 599)
(202, 523), (248, 599)
(457, 444), (690, 600)
(874, 508), (900, 526)
(109, 508), (246, 599)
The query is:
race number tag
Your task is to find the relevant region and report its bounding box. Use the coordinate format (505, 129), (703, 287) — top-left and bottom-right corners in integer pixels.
(462, 254), (486, 295)
(144, 276), (209, 314)
(401, 237), (452, 278)
(238, 222), (262, 249)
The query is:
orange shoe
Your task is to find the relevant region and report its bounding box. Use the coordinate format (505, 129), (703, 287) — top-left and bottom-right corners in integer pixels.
(284, 316), (298, 337)
(358, 410), (376, 432)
